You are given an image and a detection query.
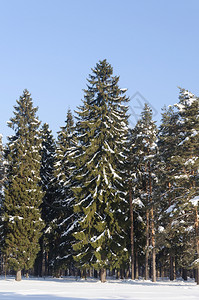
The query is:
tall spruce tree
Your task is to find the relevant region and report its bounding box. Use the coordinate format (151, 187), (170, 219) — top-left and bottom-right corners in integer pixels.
(132, 104), (158, 282)
(52, 109), (77, 275)
(0, 134), (5, 263)
(127, 128), (145, 279)
(35, 123), (56, 276)
(2, 90), (44, 281)
(40, 123), (56, 225)
(169, 88), (199, 283)
(71, 60), (129, 282)
(157, 105), (181, 280)
(0, 134), (5, 202)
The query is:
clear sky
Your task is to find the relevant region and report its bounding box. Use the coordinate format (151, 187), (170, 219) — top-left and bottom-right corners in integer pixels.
(0, 0), (199, 143)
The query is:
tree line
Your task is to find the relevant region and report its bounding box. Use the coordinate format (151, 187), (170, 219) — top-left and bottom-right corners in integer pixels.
(0, 59), (199, 283)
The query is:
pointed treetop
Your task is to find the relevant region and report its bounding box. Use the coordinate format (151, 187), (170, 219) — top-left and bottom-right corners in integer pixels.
(176, 87), (198, 111)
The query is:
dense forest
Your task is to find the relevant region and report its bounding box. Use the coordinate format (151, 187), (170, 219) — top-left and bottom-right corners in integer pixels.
(0, 59), (199, 283)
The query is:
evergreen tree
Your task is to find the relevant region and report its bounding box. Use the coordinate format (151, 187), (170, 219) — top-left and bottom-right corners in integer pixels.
(169, 88), (199, 283)
(40, 123), (56, 226)
(2, 90), (44, 281)
(127, 128), (145, 279)
(132, 104), (158, 282)
(157, 105), (180, 280)
(52, 109), (77, 275)
(0, 134), (5, 202)
(35, 123), (56, 276)
(0, 134), (5, 267)
(71, 60), (129, 282)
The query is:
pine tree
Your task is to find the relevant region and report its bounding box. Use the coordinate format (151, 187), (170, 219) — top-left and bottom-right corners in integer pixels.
(71, 60), (129, 282)
(132, 104), (158, 282)
(2, 90), (44, 281)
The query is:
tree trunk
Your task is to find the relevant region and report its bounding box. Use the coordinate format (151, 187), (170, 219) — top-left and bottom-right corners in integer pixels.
(129, 180), (134, 280)
(145, 209), (149, 280)
(170, 255), (176, 281)
(15, 270), (22, 281)
(182, 268), (187, 281)
(151, 206), (156, 282)
(4, 256), (7, 280)
(195, 207), (199, 285)
(120, 268), (124, 279)
(135, 251), (139, 279)
(196, 268), (199, 285)
(94, 269), (98, 278)
(41, 251), (46, 277)
(100, 268), (106, 282)
(116, 269), (120, 279)
(149, 165), (156, 283)
(125, 269), (129, 279)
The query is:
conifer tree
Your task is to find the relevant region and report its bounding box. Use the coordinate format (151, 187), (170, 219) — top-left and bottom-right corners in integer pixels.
(35, 123), (56, 276)
(157, 105), (181, 280)
(127, 129), (145, 279)
(0, 134), (5, 260)
(132, 104), (158, 282)
(0, 134), (5, 201)
(52, 109), (77, 274)
(40, 123), (56, 225)
(2, 90), (44, 281)
(169, 88), (199, 283)
(71, 60), (129, 282)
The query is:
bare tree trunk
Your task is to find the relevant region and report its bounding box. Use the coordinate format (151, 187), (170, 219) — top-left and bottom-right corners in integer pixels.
(151, 206), (156, 282)
(125, 269), (129, 279)
(120, 268), (124, 279)
(100, 268), (106, 282)
(149, 163), (156, 283)
(129, 180), (134, 280)
(170, 255), (176, 281)
(135, 251), (139, 279)
(41, 251), (46, 277)
(195, 207), (199, 284)
(145, 209), (149, 280)
(16, 270), (22, 281)
(116, 269), (120, 279)
(4, 256), (7, 280)
(170, 256), (174, 281)
(182, 268), (187, 281)
(46, 252), (49, 276)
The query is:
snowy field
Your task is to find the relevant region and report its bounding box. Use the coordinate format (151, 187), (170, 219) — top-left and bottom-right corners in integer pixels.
(0, 276), (198, 300)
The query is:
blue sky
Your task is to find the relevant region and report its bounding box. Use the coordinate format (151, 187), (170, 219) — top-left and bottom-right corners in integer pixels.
(0, 0), (199, 143)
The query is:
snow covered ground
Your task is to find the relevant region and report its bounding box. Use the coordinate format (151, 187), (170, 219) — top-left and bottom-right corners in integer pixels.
(0, 276), (198, 300)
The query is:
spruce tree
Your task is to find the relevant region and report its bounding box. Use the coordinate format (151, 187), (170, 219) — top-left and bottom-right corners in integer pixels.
(132, 104), (158, 282)
(157, 105), (181, 280)
(52, 109), (77, 275)
(35, 123), (56, 276)
(127, 128), (145, 279)
(40, 123), (56, 225)
(71, 60), (129, 282)
(0, 134), (5, 263)
(170, 88), (199, 283)
(2, 90), (44, 281)
(0, 134), (5, 201)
